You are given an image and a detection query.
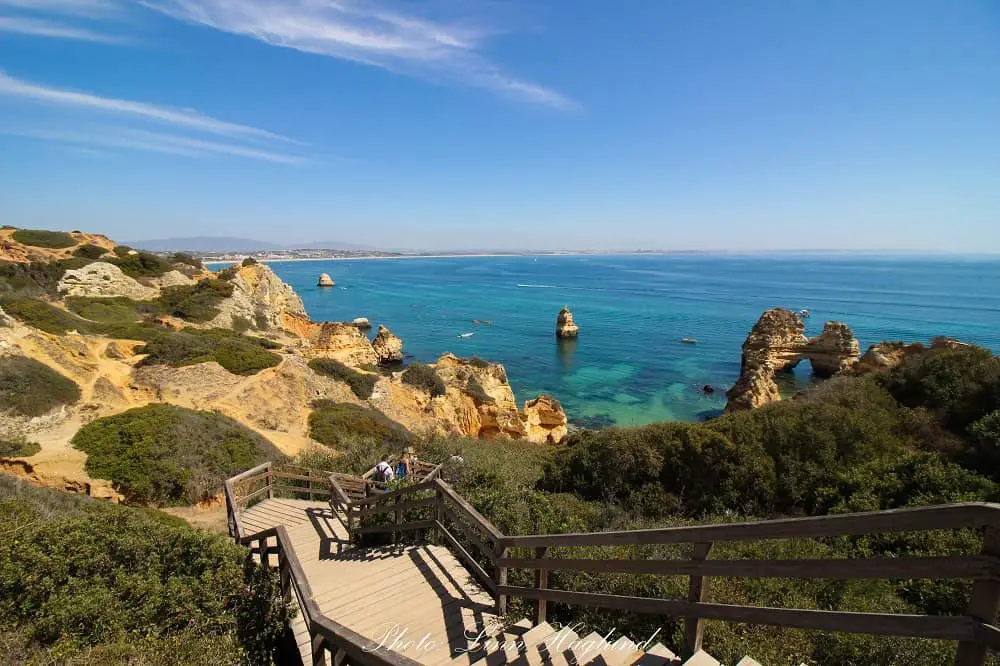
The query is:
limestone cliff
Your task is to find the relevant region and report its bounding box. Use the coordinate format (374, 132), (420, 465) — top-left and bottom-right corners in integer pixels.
(854, 337), (969, 374)
(726, 308), (860, 412)
(0, 228), (116, 264)
(58, 262), (159, 300)
(285, 317), (379, 366)
(522, 395), (568, 444)
(208, 262), (307, 331)
(372, 325), (403, 364)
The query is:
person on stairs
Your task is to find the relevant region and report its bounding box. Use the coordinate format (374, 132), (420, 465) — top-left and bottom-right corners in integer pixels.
(394, 447), (415, 480)
(373, 457), (394, 485)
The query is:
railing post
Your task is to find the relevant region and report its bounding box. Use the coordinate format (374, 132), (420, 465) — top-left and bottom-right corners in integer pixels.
(394, 495), (402, 545)
(955, 527), (1000, 666)
(684, 541), (713, 658)
(308, 468), (314, 501)
(261, 535), (270, 571)
(435, 488), (444, 545)
(266, 463), (274, 500)
(312, 634), (328, 666)
(495, 542), (509, 616)
(535, 546), (549, 624)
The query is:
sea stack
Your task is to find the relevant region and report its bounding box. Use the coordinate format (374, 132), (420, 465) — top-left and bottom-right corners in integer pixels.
(317, 273), (335, 287)
(556, 306), (579, 338)
(372, 325), (404, 364)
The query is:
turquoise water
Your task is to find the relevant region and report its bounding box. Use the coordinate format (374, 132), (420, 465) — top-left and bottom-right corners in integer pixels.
(266, 254), (1000, 426)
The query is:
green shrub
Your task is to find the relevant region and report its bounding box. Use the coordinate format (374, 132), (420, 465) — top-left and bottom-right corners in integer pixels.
(308, 403), (412, 456)
(72, 403), (285, 505)
(0, 356), (81, 417)
(139, 329), (281, 375)
(72, 243), (108, 259)
(64, 295), (156, 323)
(0, 296), (85, 334)
(0, 258), (91, 297)
(308, 358), (378, 399)
(402, 362), (446, 397)
(112, 245), (133, 257)
(242, 257), (258, 267)
(216, 265), (239, 281)
(157, 278), (234, 322)
(0, 436), (40, 457)
(0, 475), (291, 662)
(469, 355), (490, 369)
(967, 410), (1000, 479)
(10, 229), (76, 249)
(879, 345), (1000, 434)
(168, 252), (203, 269)
(108, 250), (173, 277)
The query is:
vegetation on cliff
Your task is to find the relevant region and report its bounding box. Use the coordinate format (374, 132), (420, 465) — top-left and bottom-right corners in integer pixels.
(308, 402), (412, 459)
(10, 229), (77, 249)
(0, 476), (292, 665)
(72, 404), (284, 505)
(158, 278), (235, 322)
(138, 329), (282, 375)
(308, 358), (378, 399)
(401, 361), (446, 396)
(0, 356), (81, 417)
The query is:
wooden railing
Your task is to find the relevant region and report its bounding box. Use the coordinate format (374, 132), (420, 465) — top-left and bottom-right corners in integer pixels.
(228, 465), (1000, 666)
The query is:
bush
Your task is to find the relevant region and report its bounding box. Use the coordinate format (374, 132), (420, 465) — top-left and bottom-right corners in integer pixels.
(10, 229), (76, 249)
(157, 278), (234, 322)
(402, 362), (446, 397)
(108, 250), (173, 277)
(72, 243), (108, 259)
(0, 258), (91, 297)
(0, 475), (292, 662)
(168, 252), (204, 269)
(0, 356), (81, 417)
(0, 296), (86, 334)
(0, 436), (40, 457)
(139, 329), (281, 375)
(64, 295), (154, 323)
(967, 410), (1000, 479)
(308, 403), (412, 456)
(242, 257), (258, 267)
(308, 358), (378, 399)
(72, 403), (285, 504)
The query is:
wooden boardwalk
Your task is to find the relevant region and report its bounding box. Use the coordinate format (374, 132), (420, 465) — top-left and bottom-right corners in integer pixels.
(241, 498), (501, 666)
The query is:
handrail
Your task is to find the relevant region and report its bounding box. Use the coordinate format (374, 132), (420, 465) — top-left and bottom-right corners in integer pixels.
(226, 464), (1000, 666)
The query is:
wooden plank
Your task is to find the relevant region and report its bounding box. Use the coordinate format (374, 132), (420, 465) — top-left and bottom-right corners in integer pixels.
(438, 521), (497, 595)
(497, 555), (1000, 580)
(441, 504), (497, 565)
(955, 527), (1000, 665)
(684, 542), (713, 657)
(500, 503), (1000, 548)
(228, 462), (271, 484)
(353, 519), (436, 535)
(353, 481), (437, 506)
(357, 497), (438, 518)
(436, 481), (504, 543)
(498, 586), (978, 641)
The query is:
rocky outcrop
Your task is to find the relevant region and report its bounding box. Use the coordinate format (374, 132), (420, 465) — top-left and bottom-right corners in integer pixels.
(372, 325), (403, 365)
(807, 322), (861, 377)
(855, 336), (969, 374)
(148, 270), (195, 290)
(522, 395), (568, 444)
(285, 317), (379, 366)
(58, 262), (159, 300)
(352, 317), (372, 330)
(207, 263), (307, 332)
(0, 228), (116, 264)
(726, 308), (860, 412)
(317, 273), (335, 287)
(556, 306), (579, 338)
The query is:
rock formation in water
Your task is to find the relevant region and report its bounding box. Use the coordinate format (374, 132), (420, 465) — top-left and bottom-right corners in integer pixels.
(725, 308), (860, 412)
(372, 325), (404, 365)
(208, 262), (308, 332)
(556, 306), (579, 338)
(317, 273), (335, 287)
(58, 262), (159, 300)
(522, 395), (568, 444)
(351, 317), (372, 329)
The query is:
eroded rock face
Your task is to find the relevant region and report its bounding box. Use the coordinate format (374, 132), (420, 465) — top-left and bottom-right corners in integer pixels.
(286, 317), (379, 366)
(854, 337), (968, 374)
(372, 325), (403, 365)
(58, 262), (159, 300)
(318, 273), (335, 287)
(522, 395), (568, 444)
(726, 308), (860, 412)
(208, 263), (307, 331)
(556, 306), (579, 338)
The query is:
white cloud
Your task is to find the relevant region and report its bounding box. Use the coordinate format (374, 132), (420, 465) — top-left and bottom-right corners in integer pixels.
(0, 72), (299, 143)
(3, 126), (308, 164)
(0, 15), (124, 42)
(141, 0), (579, 110)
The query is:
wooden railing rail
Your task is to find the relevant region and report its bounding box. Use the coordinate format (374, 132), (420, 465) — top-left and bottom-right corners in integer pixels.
(227, 465), (1000, 666)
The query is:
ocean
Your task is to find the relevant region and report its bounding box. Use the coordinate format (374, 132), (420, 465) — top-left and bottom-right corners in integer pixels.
(267, 254), (1000, 426)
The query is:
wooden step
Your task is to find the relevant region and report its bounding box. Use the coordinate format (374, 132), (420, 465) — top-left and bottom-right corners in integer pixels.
(681, 651), (719, 666)
(567, 632), (607, 666)
(735, 658), (763, 666)
(627, 643), (678, 666)
(500, 622), (557, 666)
(581, 636), (637, 666)
(538, 625), (580, 666)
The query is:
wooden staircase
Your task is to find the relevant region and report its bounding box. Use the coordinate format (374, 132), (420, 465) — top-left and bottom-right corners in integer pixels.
(225, 463), (1000, 666)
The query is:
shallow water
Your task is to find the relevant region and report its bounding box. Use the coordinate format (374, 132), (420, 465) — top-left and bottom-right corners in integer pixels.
(267, 254), (1000, 426)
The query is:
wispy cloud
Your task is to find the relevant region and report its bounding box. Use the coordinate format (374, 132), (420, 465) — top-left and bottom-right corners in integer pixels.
(0, 72), (298, 143)
(0, 16), (124, 42)
(3, 126), (308, 164)
(141, 0), (579, 110)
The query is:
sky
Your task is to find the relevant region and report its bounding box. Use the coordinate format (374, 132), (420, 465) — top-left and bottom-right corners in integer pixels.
(1, 1), (999, 252)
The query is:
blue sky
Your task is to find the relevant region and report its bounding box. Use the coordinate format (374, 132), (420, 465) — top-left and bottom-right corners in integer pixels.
(1, 1), (998, 251)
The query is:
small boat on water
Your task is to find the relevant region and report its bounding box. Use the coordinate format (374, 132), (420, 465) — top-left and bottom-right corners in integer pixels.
(457, 332), (474, 339)
(681, 337), (698, 344)
(799, 309), (810, 317)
